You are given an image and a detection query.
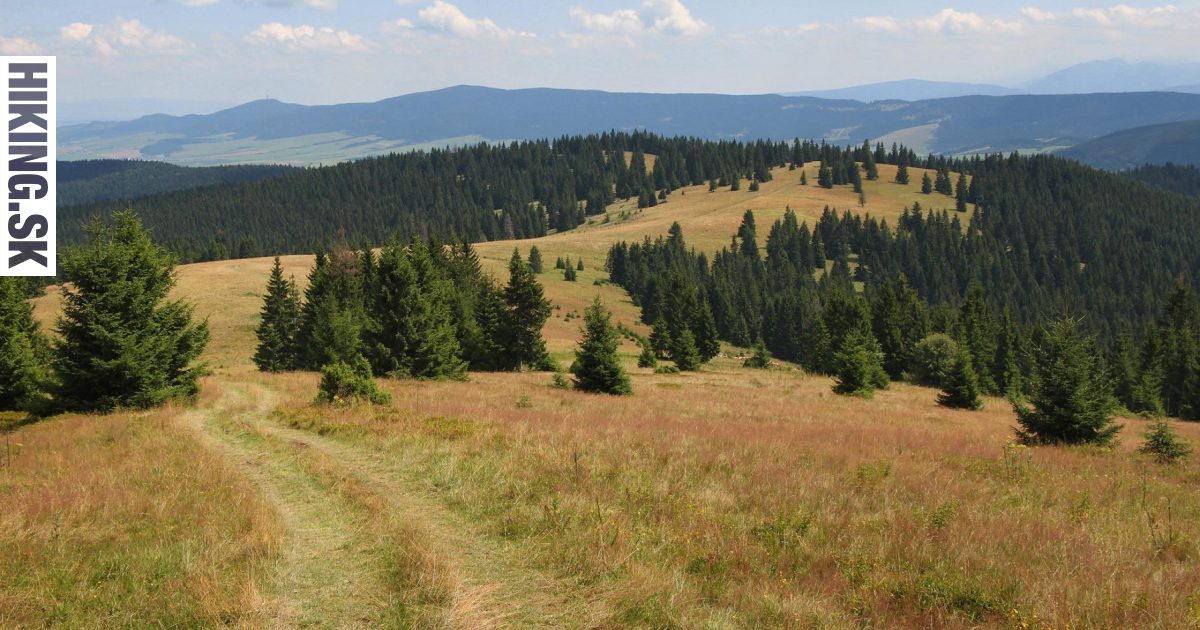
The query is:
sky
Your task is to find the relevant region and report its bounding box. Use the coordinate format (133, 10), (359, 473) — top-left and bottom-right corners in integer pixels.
(3, 0), (1200, 105)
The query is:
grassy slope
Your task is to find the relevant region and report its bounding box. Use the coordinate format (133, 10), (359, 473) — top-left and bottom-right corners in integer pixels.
(15, 162), (1200, 628)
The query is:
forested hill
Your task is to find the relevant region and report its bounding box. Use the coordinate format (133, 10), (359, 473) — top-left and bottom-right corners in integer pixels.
(58, 159), (297, 206)
(60, 133), (810, 261)
(1057, 119), (1200, 170)
(1120, 163), (1200, 198)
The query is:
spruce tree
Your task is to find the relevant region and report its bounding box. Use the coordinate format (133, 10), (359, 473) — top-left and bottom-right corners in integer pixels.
(800, 170), (808, 186)
(955, 173), (969, 212)
(637, 343), (658, 369)
(571, 297), (632, 395)
(832, 329), (888, 398)
(743, 340), (771, 369)
(895, 163), (910, 185)
(921, 172), (933, 194)
(564, 264), (577, 281)
(555, 256), (565, 270)
(576, 258), (584, 271)
(650, 317), (672, 359)
(253, 257), (301, 372)
(1013, 317), (1120, 446)
(54, 211), (210, 411)
(0, 276), (49, 412)
(937, 352), (984, 410)
(1140, 419), (1192, 465)
(528, 246), (544, 274)
(817, 162), (833, 189)
(671, 329), (702, 372)
(502, 248), (553, 371)
(364, 239), (466, 380)
(692, 301), (721, 361)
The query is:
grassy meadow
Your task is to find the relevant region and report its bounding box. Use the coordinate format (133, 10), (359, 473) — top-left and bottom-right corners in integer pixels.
(7, 162), (1200, 628)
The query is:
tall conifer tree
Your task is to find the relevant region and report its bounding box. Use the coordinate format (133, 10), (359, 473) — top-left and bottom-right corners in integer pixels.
(54, 211), (210, 411)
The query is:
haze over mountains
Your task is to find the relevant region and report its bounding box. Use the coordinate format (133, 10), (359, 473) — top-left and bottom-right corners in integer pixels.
(58, 86), (1200, 167)
(785, 59), (1200, 102)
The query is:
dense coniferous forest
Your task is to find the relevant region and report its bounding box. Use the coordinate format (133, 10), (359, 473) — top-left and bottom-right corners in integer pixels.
(607, 217), (1200, 420)
(1120, 162), (1200, 198)
(57, 159), (296, 206)
(609, 147), (1200, 343)
(59, 133), (871, 263)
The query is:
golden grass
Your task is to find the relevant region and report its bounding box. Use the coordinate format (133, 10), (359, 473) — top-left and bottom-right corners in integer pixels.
(29, 162), (956, 370)
(0, 405), (279, 628)
(260, 364), (1200, 629)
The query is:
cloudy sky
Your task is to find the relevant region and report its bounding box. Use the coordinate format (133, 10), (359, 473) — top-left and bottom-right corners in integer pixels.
(3, 0), (1200, 105)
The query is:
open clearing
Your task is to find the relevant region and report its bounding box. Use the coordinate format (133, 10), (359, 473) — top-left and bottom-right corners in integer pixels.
(9, 163), (1200, 628)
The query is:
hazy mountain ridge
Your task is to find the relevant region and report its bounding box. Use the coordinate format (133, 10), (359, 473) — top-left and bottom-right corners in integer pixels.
(1057, 119), (1200, 170)
(58, 86), (1200, 166)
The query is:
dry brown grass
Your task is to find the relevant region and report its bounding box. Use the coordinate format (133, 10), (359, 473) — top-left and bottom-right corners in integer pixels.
(260, 363), (1200, 629)
(0, 404), (279, 629)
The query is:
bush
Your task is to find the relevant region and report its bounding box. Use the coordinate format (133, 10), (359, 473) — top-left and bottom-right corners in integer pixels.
(314, 357), (390, 406)
(1140, 419), (1192, 464)
(908, 334), (961, 387)
(743, 341), (771, 369)
(654, 365), (681, 375)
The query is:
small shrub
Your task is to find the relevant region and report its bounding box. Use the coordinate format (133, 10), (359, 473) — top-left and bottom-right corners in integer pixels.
(908, 334), (960, 387)
(1140, 418), (1193, 465)
(654, 365), (681, 375)
(551, 373), (570, 389)
(516, 392), (533, 409)
(314, 357), (390, 406)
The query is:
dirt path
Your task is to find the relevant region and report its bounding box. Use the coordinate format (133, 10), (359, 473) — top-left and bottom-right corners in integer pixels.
(185, 379), (605, 629)
(184, 384), (391, 629)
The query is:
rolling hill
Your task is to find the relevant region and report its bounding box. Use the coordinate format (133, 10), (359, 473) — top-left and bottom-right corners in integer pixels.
(1057, 119), (1200, 170)
(58, 86), (1200, 165)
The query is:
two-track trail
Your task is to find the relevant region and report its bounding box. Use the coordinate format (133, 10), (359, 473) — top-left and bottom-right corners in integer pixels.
(181, 377), (604, 629)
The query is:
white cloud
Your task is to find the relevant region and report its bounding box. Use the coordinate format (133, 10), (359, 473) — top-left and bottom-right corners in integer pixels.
(1020, 7), (1056, 21)
(247, 21), (371, 52)
(245, 0), (340, 9)
(569, 7), (644, 35)
(417, 1), (532, 40)
(851, 16), (900, 33)
(913, 9), (1022, 34)
(61, 22), (93, 41)
(643, 0), (711, 36)
(569, 0), (710, 38)
(59, 18), (190, 56)
(854, 8), (1021, 35)
(1070, 4), (1183, 28)
(0, 37), (41, 55)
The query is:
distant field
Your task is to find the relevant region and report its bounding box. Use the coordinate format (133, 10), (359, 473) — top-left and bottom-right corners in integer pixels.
(16, 162), (1196, 629)
(59, 132), (498, 167)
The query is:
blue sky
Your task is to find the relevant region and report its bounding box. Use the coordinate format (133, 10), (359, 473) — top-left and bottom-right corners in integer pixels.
(3, 0), (1200, 104)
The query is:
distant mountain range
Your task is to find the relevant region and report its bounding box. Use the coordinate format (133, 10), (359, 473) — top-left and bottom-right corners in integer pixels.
(1057, 119), (1200, 170)
(782, 80), (1022, 102)
(783, 59), (1200, 103)
(57, 86), (1200, 167)
(58, 98), (235, 127)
